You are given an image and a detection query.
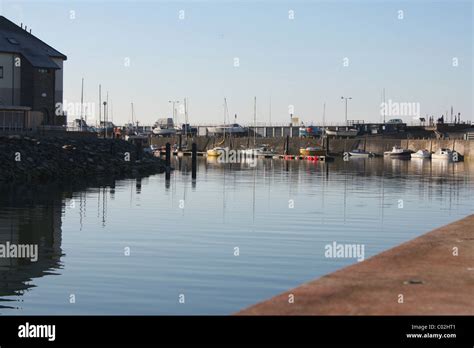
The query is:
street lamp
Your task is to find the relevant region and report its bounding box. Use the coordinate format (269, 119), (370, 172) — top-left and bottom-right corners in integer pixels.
(341, 96), (352, 126)
(169, 100), (180, 125)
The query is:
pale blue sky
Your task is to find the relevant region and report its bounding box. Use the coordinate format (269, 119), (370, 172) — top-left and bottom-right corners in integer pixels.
(1, 0), (472, 125)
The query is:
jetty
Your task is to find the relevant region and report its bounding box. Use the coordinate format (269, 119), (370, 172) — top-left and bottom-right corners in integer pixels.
(237, 215), (474, 315)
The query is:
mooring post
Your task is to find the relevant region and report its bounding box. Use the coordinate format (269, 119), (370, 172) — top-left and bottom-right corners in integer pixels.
(178, 134), (182, 152)
(165, 142), (171, 181)
(192, 143), (197, 179)
(285, 135), (290, 155)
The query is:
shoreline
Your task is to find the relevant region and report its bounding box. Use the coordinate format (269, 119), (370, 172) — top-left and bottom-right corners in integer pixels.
(237, 215), (474, 315)
(0, 135), (167, 183)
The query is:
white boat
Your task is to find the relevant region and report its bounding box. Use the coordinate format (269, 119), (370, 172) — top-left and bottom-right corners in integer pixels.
(411, 149), (431, 159)
(207, 123), (246, 136)
(349, 149), (373, 158)
(384, 146), (411, 158)
(325, 128), (358, 137)
(242, 144), (275, 157)
(432, 148), (454, 160)
(152, 118), (177, 136)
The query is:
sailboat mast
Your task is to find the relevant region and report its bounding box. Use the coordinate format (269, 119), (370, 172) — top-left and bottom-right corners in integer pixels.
(323, 102), (326, 128)
(80, 78), (84, 131)
(184, 98), (188, 137)
(253, 96), (257, 145)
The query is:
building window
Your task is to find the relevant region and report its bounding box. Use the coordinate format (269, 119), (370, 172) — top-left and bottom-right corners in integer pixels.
(0, 66), (3, 78)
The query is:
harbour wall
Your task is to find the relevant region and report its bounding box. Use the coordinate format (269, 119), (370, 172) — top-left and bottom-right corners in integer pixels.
(150, 136), (474, 161)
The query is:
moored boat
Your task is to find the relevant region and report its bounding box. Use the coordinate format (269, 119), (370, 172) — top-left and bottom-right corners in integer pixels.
(207, 147), (226, 157)
(432, 148), (454, 160)
(384, 146), (411, 158)
(299, 146), (326, 157)
(349, 149), (373, 158)
(411, 149), (431, 159)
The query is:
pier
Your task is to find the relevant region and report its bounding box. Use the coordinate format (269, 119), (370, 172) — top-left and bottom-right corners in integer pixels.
(237, 215), (474, 315)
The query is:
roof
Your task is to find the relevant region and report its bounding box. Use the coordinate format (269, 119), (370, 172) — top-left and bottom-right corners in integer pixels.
(0, 16), (67, 69)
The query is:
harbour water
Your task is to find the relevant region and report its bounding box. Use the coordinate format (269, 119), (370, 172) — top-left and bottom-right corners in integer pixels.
(0, 157), (473, 315)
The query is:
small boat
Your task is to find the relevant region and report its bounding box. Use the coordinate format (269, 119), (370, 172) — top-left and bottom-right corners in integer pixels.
(384, 146), (411, 158)
(207, 147), (225, 157)
(349, 149), (373, 158)
(325, 128), (358, 137)
(300, 146), (326, 157)
(411, 149), (431, 159)
(152, 118), (177, 136)
(432, 148), (454, 160)
(242, 145), (276, 157)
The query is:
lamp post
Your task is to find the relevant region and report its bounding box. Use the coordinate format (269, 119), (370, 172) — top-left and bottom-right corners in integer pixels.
(341, 96), (352, 126)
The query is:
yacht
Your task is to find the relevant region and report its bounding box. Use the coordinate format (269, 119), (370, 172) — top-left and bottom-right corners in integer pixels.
(411, 149), (431, 159)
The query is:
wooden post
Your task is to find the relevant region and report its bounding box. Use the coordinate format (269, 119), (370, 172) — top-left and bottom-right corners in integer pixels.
(165, 142), (171, 181)
(178, 134), (182, 152)
(192, 143), (197, 179)
(285, 135), (290, 155)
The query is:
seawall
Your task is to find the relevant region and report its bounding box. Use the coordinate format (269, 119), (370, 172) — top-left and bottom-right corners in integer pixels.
(237, 215), (474, 315)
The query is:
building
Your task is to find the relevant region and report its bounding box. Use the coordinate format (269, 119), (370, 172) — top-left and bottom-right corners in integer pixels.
(0, 16), (66, 127)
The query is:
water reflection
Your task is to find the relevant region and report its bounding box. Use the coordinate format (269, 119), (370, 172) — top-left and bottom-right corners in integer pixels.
(0, 157), (471, 314)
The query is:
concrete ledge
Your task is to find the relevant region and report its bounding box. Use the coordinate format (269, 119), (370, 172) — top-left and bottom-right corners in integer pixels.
(237, 215), (474, 315)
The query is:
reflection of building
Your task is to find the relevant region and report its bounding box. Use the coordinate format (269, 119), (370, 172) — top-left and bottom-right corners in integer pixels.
(0, 186), (63, 303)
(0, 16), (67, 126)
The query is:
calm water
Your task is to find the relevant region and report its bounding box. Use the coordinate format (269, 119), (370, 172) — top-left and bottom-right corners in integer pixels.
(0, 157), (473, 315)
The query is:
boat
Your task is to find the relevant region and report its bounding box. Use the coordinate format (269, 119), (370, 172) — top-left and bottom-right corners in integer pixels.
(207, 124), (246, 136)
(242, 144), (276, 157)
(325, 128), (358, 137)
(432, 148), (454, 160)
(152, 118), (177, 136)
(299, 146), (326, 156)
(411, 149), (431, 159)
(349, 149), (373, 158)
(384, 146), (411, 158)
(206, 147), (226, 157)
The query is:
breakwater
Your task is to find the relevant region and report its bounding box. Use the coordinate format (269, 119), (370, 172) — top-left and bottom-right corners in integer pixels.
(151, 136), (474, 160)
(0, 135), (166, 183)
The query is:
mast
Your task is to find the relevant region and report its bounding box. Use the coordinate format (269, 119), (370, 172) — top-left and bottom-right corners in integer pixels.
(253, 96), (257, 145)
(184, 97), (188, 137)
(223, 98), (227, 138)
(80, 78), (84, 131)
(383, 88), (386, 123)
(98, 84), (102, 129)
(131, 102), (135, 131)
(323, 102), (326, 128)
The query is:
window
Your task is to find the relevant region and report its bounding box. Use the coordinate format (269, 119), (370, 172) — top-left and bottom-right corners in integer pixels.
(38, 69), (48, 73)
(0, 66), (3, 79)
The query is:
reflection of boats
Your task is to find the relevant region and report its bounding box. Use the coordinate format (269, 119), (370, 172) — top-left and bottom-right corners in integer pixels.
(300, 146), (326, 156)
(432, 148), (454, 160)
(411, 149), (431, 159)
(349, 149), (373, 158)
(325, 128), (358, 137)
(207, 147), (225, 157)
(384, 146), (411, 158)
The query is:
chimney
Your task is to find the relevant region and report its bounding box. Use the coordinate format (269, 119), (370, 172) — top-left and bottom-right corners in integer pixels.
(25, 25), (27, 31)
(20, 23), (23, 29)
(29, 29), (32, 34)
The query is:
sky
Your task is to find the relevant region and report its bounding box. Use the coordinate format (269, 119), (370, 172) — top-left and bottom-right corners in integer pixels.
(0, 0), (472, 126)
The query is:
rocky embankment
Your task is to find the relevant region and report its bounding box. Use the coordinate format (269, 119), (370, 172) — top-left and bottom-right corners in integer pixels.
(0, 135), (167, 183)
